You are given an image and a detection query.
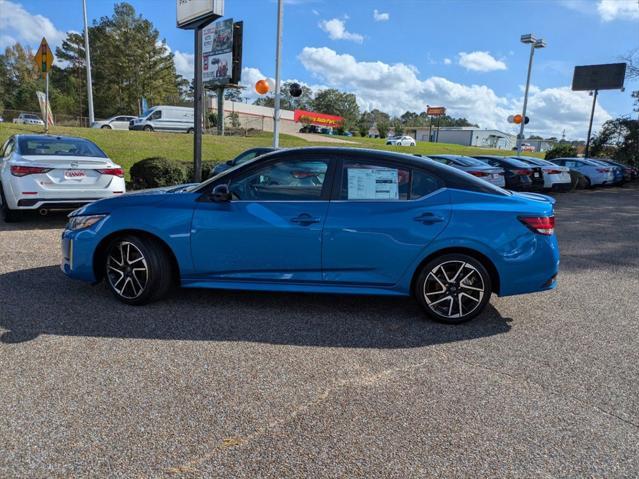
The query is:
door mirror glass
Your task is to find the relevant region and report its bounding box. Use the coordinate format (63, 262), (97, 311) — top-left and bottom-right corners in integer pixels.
(211, 184), (231, 202)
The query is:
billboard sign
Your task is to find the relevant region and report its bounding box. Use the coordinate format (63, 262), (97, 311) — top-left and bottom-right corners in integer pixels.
(294, 109), (343, 127)
(177, 0), (223, 29)
(572, 63), (626, 91)
(202, 18), (233, 86)
(426, 106), (446, 116)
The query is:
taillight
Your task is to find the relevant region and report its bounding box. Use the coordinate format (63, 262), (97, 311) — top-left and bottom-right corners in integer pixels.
(513, 169), (531, 175)
(519, 216), (555, 235)
(546, 170), (563, 175)
(596, 168), (609, 173)
(11, 165), (52, 176)
(98, 168), (124, 178)
(468, 170), (489, 177)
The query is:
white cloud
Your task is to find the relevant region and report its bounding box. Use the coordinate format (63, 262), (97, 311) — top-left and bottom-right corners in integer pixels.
(373, 9), (390, 22)
(318, 18), (364, 43)
(597, 0), (639, 21)
(173, 50), (194, 80)
(297, 46), (610, 139)
(0, 0), (67, 55)
(458, 51), (507, 72)
(443, 58), (452, 65)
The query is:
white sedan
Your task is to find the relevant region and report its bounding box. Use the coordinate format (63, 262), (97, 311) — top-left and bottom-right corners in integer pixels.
(13, 113), (45, 126)
(91, 115), (137, 130)
(0, 134), (126, 221)
(515, 156), (573, 191)
(386, 135), (416, 146)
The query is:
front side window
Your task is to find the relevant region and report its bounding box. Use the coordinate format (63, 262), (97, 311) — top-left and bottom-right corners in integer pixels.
(149, 110), (162, 120)
(341, 161), (410, 200)
(230, 159), (328, 201)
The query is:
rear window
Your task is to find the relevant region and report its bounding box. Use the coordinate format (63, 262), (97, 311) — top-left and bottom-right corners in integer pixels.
(18, 137), (107, 158)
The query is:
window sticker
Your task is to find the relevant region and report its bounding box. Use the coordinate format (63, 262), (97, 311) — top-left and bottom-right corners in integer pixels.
(347, 168), (399, 200)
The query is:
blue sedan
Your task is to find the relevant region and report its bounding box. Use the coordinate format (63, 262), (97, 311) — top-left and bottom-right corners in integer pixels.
(61, 148), (559, 324)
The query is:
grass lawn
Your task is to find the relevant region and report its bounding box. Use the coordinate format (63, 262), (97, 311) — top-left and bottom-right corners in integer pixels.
(0, 123), (543, 178)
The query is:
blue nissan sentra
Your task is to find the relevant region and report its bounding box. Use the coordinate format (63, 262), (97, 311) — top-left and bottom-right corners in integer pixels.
(61, 148), (559, 324)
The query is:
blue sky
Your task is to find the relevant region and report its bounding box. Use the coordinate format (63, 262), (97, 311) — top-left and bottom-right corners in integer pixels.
(2, 0), (638, 138)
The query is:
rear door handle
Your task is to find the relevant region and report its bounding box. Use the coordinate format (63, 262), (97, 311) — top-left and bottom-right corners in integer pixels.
(290, 213), (320, 226)
(414, 212), (444, 225)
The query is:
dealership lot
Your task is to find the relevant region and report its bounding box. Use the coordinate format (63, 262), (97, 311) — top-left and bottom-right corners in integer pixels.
(1, 185), (638, 477)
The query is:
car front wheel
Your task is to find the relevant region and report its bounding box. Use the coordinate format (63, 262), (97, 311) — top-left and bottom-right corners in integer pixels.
(105, 235), (173, 305)
(415, 253), (492, 324)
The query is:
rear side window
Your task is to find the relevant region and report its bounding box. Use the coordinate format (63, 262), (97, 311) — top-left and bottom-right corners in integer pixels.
(341, 161), (409, 200)
(411, 170), (443, 198)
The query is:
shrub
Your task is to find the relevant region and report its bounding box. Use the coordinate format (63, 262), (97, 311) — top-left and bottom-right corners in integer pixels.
(186, 160), (217, 181)
(129, 157), (186, 189)
(545, 144), (577, 160)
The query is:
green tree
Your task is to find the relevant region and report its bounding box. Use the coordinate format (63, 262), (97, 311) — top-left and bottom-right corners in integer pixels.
(545, 143), (577, 160)
(0, 43), (41, 112)
(311, 88), (360, 130)
(590, 117), (639, 166)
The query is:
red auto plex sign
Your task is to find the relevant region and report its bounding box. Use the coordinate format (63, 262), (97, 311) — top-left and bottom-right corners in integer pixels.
(294, 109), (344, 127)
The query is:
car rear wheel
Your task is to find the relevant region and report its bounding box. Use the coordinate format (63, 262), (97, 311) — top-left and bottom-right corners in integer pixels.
(415, 253), (492, 324)
(101, 125), (112, 129)
(186, 128), (194, 134)
(143, 125), (153, 132)
(0, 185), (20, 223)
(105, 235), (173, 305)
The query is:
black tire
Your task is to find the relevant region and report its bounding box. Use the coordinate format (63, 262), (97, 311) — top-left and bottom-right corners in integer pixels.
(414, 253), (492, 324)
(584, 177), (592, 189)
(104, 235), (173, 305)
(143, 125), (153, 132)
(101, 125), (112, 129)
(0, 184), (21, 223)
(186, 128), (194, 134)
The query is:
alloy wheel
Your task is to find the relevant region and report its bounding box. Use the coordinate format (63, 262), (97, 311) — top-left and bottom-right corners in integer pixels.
(423, 260), (485, 320)
(106, 241), (149, 299)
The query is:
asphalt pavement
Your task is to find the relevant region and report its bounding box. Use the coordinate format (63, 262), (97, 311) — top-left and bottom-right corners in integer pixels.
(1, 183), (638, 478)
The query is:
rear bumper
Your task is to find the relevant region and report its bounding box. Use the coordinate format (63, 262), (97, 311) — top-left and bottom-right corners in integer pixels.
(17, 198), (103, 210)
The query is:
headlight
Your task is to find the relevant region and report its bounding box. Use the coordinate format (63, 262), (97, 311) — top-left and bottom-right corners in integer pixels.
(66, 214), (107, 231)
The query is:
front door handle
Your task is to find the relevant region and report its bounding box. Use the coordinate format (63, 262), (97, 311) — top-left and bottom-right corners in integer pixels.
(290, 213), (320, 226)
(414, 212), (444, 225)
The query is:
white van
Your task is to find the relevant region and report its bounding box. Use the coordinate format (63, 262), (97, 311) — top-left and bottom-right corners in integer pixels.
(129, 106), (195, 133)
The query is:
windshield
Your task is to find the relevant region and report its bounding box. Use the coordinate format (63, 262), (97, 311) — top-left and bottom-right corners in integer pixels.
(18, 137), (108, 158)
(24, 114), (40, 120)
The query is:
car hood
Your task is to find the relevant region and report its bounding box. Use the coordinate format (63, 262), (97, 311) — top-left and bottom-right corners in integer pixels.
(69, 185), (199, 216)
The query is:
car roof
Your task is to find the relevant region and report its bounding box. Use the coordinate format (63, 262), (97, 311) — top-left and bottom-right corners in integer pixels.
(14, 134), (96, 143)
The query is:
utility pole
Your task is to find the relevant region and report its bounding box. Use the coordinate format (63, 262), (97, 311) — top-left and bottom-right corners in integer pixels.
(82, 0), (95, 126)
(517, 34), (545, 156)
(272, 0), (283, 148)
(584, 90), (598, 158)
(193, 26), (203, 182)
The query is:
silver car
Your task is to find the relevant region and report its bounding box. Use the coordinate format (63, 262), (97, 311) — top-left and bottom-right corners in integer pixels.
(550, 157), (614, 187)
(91, 115), (137, 130)
(427, 154), (506, 188)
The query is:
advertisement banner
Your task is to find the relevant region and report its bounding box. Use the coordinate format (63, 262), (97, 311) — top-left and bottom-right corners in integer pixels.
(294, 109), (344, 127)
(202, 18), (233, 86)
(36, 91), (54, 126)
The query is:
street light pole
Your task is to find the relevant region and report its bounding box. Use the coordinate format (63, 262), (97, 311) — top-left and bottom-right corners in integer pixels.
(272, 0), (283, 148)
(516, 34), (545, 156)
(82, 0), (95, 126)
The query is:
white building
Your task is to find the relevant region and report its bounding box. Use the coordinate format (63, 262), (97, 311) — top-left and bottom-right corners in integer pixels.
(405, 127), (517, 150)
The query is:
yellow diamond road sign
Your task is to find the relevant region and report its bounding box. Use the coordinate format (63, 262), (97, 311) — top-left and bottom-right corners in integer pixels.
(34, 37), (54, 74)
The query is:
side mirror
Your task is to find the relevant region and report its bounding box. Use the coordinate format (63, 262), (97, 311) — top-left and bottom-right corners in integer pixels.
(210, 184), (231, 202)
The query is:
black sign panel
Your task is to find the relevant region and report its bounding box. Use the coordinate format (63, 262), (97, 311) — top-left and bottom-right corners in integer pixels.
(572, 63), (627, 91)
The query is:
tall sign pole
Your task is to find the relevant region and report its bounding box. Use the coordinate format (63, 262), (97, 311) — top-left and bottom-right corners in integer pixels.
(177, 0), (223, 181)
(82, 0), (95, 126)
(272, 0), (283, 148)
(584, 90), (598, 158)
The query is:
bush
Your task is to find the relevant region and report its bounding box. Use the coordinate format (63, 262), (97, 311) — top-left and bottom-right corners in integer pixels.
(130, 157), (186, 190)
(186, 160), (217, 181)
(545, 144), (577, 160)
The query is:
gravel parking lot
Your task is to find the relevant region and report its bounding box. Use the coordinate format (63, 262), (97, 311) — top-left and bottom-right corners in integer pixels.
(1, 184), (638, 478)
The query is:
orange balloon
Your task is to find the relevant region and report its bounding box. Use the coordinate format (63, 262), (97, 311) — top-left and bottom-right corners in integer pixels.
(255, 79), (270, 95)
(513, 114), (523, 124)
